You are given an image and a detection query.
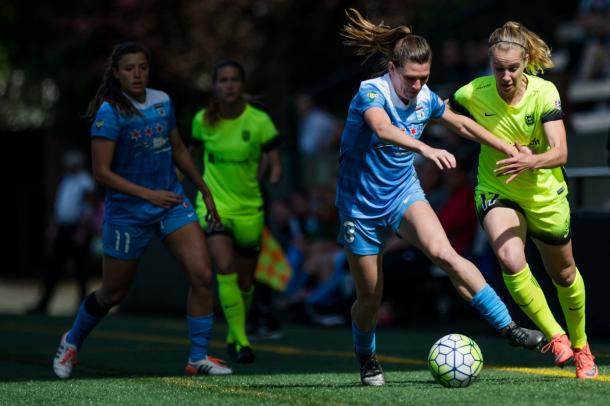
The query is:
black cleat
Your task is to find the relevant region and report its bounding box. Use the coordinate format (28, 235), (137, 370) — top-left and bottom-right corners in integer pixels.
(226, 343), (238, 360)
(236, 346), (256, 364)
(357, 353), (385, 386)
(501, 322), (545, 350)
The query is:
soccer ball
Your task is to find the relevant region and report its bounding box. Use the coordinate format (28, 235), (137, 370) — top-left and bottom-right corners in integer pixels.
(427, 333), (483, 388)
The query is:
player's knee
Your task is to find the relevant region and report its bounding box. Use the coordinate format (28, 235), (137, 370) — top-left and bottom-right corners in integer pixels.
(496, 246), (526, 273)
(427, 240), (458, 269)
(190, 265), (214, 289)
(553, 264), (576, 287)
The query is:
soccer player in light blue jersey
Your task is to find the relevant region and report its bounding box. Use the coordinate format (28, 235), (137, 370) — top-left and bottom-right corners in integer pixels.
(52, 42), (232, 379)
(338, 9), (545, 386)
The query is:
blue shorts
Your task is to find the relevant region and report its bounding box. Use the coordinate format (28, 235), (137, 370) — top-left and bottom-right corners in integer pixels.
(338, 188), (427, 255)
(102, 199), (198, 260)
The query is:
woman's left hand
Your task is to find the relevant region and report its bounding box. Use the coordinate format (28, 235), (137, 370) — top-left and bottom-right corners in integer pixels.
(202, 192), (223, 231)
(494, 144), (535, 183)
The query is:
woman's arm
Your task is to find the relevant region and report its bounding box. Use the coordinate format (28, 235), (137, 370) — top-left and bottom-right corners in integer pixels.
(364, 107), (456, 170)
(263, 149), (282, 184)
(495, 120), (568, 183)
(169, 129), (220, 223)
(440, 102), (517, 156)
(91, 137), (182, 208)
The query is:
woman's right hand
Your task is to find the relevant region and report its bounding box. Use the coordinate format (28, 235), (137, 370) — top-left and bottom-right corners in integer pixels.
(421, 145), (457, 170)
(144, 190), (183, 208)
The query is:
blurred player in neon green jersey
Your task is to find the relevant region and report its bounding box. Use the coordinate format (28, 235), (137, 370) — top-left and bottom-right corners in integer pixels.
(191, 60), (283, 364)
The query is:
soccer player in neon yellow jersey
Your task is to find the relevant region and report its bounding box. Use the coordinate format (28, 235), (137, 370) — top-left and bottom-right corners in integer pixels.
(449, 21), (598, 379)
(191, 60), (283, 364)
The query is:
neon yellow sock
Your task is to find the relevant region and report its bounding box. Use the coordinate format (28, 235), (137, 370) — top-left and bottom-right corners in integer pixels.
(554, 268), (587, 349)
(217, 273), (250, 348)
(242, 285), (255, 315)
(503, 265), (564, 340)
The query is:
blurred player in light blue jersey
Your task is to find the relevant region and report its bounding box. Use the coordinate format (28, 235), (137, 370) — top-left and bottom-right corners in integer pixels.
(338, 9), (545, 386)
(52, 42), (232, 379)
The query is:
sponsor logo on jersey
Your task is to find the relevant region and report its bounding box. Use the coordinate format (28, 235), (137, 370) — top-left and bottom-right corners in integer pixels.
(95, 120), (104, 128)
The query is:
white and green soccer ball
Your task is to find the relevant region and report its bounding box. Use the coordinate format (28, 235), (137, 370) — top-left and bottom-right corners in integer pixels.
(428, 333), (483, 388)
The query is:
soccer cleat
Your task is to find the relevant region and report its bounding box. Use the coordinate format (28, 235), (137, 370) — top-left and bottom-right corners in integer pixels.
(541, 334), (573, 367)
(53, 332), (78, 379)
(226, 343), (238, 359)
(501, 322), (545, 350)
(235, 346), (256, 364)
(185, 356), (233, 376)
(573, 344), (598, 379)
(357, 353), (385, 386)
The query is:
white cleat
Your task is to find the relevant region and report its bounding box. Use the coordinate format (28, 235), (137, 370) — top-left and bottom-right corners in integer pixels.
(185, 356), (233, 376)
(53, 332), (78, 379)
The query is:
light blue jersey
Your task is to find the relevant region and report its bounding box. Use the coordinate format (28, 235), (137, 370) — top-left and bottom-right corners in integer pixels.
(91, 88), (184, 225)
(336, 74), (445, 219)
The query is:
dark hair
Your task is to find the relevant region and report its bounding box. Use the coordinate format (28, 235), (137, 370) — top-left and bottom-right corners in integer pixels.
(341, 8), (431, 74)
(204, 59), (246, 126)
(86, 42), (152, 120)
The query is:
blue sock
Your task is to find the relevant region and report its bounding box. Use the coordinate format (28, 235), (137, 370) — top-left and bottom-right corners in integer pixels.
(187, 314), (214, 362)
(66, 299), (106, 349)
(352, 321), (376, 357)
(470, 284), (512, 330)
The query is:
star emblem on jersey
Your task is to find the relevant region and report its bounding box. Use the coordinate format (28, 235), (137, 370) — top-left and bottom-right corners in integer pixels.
(145, 127), (154, 137)
(130, 129), (141, 140)
(155, 123), (164, 134)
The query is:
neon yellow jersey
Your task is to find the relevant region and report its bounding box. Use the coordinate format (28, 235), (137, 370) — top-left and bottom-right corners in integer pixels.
(451, 74), (567, 208)
(192, 104), (279, 216)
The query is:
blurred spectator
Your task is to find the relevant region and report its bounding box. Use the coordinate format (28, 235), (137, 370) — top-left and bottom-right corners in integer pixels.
(29, 150), (95, 314)
(296, 93), (342, 155)
(575, 0), (610, 81)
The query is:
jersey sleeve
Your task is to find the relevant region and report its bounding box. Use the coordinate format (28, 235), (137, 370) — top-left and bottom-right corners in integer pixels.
(90, 102), (121, 140)
(259, 111), (281, 151)
(539, 81), (564, 123)
(449, 83), (475, 119)
(191, 110), (205, 143)
(428, 90), (446, 119)
(353, 83), (387, 115)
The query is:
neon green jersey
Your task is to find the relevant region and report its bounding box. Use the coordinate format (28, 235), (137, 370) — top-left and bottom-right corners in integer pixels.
(451, 74), (567, 207)
(192, 103), (279, 216)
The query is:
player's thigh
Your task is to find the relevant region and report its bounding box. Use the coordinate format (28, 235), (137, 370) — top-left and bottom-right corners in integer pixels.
(480, 206), (528, 272)
(232, 212), (264, 277)
(163, 221), (212, 280)
(398, 201), (454, 259)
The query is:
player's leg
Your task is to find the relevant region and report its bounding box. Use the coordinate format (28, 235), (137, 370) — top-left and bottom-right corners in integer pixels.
(163, 220), (232, 376)
(398, 201), (542, 348)
(53, 222), (148, 379)
(346, 250), (385, 386)
(534, 238), (597, 379)
(339, 214), (386, 386)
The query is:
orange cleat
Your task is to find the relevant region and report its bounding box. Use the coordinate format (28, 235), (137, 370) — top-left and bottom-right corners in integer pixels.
(574, 344), (598, 379)
(541, 334), (573, 367)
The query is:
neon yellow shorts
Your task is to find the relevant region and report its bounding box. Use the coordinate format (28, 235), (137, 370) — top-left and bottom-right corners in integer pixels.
(197, 208), (264, 251)
(475, 187), (571, 245)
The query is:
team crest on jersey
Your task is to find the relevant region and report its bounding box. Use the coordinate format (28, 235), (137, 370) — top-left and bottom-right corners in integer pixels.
(415, 105), (425, 120)
(242, 130), (251, 141)
(95, 120), (104, 129)
(525, 114), (535, 126)
(153, 103), (166, 117)
(367, 92), (378, 101)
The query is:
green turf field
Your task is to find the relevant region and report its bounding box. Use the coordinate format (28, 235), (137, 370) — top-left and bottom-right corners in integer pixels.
(1, 314), (608, 405)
